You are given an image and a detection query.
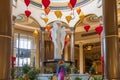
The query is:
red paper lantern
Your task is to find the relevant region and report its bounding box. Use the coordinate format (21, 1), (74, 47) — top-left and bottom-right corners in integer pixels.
(84, 25), (90, 32)
(25, 10), (31, 17)
(95, 25), (103, 35)
(24, 0), (30, 7)
(70, 0), (77, 8)
(42, 0), (50, 9)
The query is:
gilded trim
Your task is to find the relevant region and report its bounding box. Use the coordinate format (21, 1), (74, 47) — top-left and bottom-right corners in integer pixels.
(0, 35), (12, 39)
(103, 35), (118, 38)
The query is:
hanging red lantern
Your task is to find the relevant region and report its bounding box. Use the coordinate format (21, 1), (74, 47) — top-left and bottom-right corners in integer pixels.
(42, 0), (50, 9)
(84, 25), (90, 32)
(70, 0), (77, 8)
(24, 0), (30, 7)
(25, 10), (31, 17)
(95, 25), (103, 35)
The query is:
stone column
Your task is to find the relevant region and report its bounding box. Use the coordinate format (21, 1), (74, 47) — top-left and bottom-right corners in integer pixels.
(64, 42), (69, 61)
(35, 36), (40, 68)
(102, 0), (120, 79)
(70, 27), (75, 62)
(40, 27), (45, 65)
(79, 42), (84, 74)
(0, 0), (12, 79)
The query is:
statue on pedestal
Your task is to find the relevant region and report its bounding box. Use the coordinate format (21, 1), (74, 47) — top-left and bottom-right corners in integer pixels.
(51, 21), (66, 60)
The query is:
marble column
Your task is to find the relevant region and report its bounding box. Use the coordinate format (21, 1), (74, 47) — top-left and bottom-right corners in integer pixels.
(0, 0), (12, 79)
(79, 42), (84, 74)
(102, 0), (120, 79)
(40, 27), (45, 65)
(70, 27), (75, 62)
(64, 42), (69, 61)
(35, 36), (40, 68)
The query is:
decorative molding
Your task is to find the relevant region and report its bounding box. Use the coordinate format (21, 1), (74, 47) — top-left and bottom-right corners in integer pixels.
(31, 0), (93, 10)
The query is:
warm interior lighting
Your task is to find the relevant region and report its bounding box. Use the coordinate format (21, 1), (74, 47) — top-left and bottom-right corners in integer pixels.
(66, 34), (70, 41)
(87, 45), (92, 50)
(33, 29), (39, 37)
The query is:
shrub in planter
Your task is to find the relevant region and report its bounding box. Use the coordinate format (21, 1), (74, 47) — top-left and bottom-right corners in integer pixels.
(22, 64), (31, 74)
(11, 68), (15, 79)
(75, 77), (82, 80)
(28, 68), (40, 80)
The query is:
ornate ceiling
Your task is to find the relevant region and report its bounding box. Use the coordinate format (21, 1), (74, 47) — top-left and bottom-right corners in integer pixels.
(30, 0), (93, 10)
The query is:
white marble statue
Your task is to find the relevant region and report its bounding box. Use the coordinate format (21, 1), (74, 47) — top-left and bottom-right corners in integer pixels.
(60, 27), (66, 53)
(51, 22), (66, 60)
(51, 22), (58, 59)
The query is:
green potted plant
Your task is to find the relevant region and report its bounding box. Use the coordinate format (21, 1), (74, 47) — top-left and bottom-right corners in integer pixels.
(21, 64), (31, 79)
(28, 68), (40, 80)
(11, 68), (16, 79)
(75, 77), (82, 80)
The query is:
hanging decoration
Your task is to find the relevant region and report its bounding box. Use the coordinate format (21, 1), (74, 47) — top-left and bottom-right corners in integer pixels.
(46, 25), (52, 31)
(25, 10), (31, 17)
(44, 7), (51, 15)
(68, 0), (77, 10)
(76, 7), (81, 15)
(24, 0), (30, 7)
(42, 0), (50, 9)
(43, 17), (49, 23)
(54, 10), (62, 18)
(79, 12), (85, 22)
(68, 2), (73, 10)
(42, 0), (51, 15)
(70, 0), (77, 8)
(84, 25), (90, 32)
(66, 35), (70, 41)
(95, 25), (103, 35)
(33, 29), (39, 37)
(65, 15), (72, 23)
(24, 0), (31, 21)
